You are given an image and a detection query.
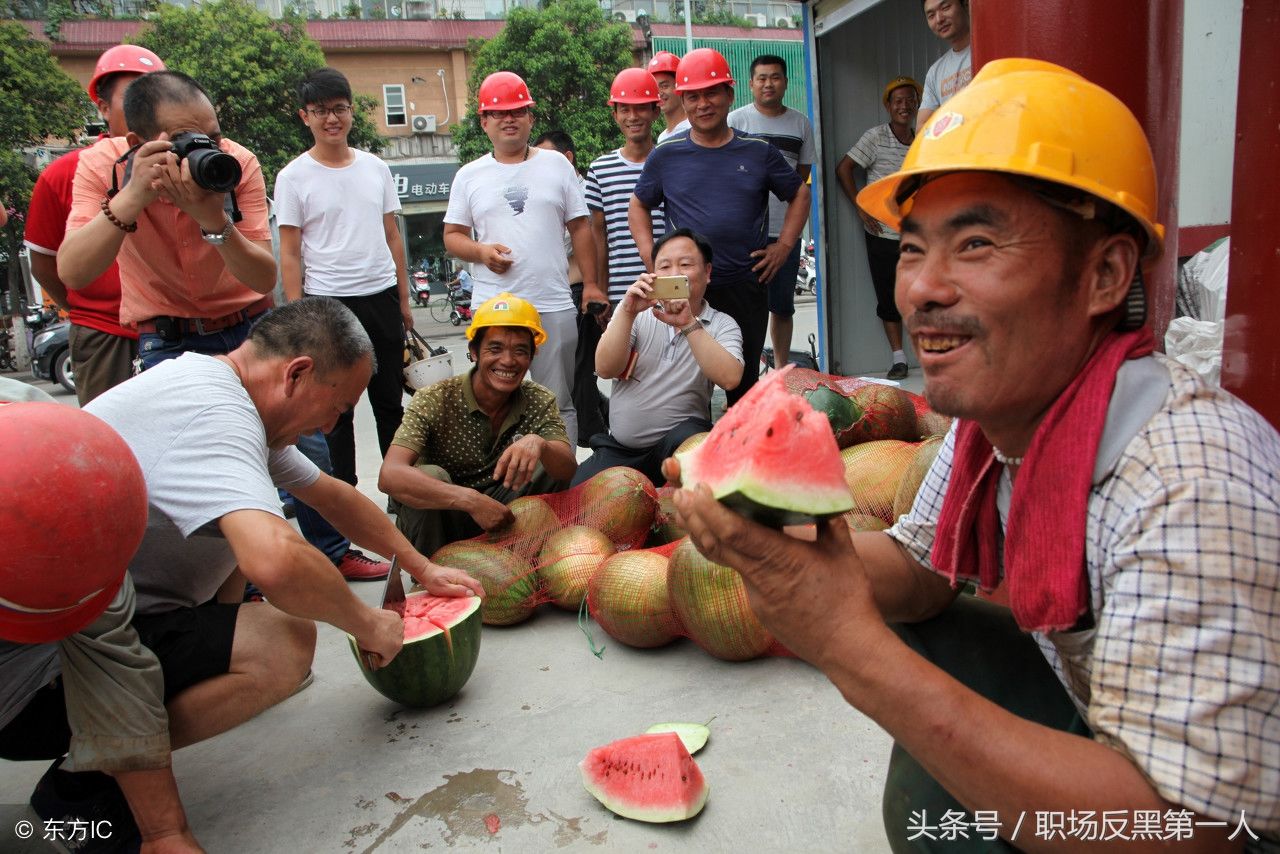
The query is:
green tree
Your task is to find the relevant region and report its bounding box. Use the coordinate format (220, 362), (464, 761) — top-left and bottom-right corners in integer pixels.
(136, 0), (383, 189)
(0, 21), (91, 303)
(452, 0), (634, 168)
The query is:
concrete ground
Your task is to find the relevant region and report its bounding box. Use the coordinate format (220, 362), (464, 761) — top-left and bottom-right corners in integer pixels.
(2, 297), (924, 853)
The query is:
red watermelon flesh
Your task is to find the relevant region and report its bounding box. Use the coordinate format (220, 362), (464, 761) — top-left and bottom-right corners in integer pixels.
(401, 593), (478, 642)
(676, 365), (854, 527)
(580, 732), (709, 823)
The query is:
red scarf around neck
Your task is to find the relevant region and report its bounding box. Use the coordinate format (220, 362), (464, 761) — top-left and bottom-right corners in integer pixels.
(929, 328), (1155, 633)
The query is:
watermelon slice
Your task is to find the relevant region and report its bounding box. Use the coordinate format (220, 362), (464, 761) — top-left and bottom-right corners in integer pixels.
(580, 732), (709, 823)
(676, 365), (854, 526)
(348, 592), (482, 707)
(644, 722), (711, 755)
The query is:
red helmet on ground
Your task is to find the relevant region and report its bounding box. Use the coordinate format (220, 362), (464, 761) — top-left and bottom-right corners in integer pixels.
(87, 44), (165, 102)
(476, 71), (536, 113)
(674, 48), (735, 92)
(647, 51), (680, 76)
(609, 68), (661, 105)
(0, 402), (147, 644)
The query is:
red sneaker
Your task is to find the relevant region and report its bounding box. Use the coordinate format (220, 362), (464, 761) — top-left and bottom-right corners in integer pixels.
(336, 549), (390, 581)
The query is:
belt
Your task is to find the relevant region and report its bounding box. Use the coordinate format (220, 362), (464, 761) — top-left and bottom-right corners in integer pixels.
(137, 296), (273, 337)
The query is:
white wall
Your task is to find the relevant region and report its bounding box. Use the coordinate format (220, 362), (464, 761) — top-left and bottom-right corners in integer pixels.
(1178, 0), (1243, 229)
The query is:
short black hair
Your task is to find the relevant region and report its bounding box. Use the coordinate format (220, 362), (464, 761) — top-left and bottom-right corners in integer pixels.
(532, 130), (575, 156)
(249, 297), (374, 376)
(123, 71), (212, 140)
(750, 55), (787, 77)
(653, 227), (713, 266)
(298, 67), (352, 109)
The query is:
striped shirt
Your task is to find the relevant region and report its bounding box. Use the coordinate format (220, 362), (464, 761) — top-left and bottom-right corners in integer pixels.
(889, 356), (1280, 847)
(847, 124), (913, 238)
(585, 149), (665, 301)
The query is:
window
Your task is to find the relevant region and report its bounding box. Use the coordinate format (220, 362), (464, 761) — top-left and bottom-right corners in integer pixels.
(383, 84), (407, 127)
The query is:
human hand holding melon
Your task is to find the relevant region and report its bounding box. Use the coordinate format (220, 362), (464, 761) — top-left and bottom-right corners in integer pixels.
(467, 490), (515, 531)
(408, 559), (487, 600)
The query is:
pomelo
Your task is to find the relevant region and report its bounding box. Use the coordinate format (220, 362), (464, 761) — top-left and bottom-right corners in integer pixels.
(892, 436), (945, 519)
(484, 495), (561, 564)
(839, 440), (916, 524)
(917, 409), (954, 440)
(348, 592), (481, 707)
(667, 538), (772, 661)
(676, 366), (853, 527)
(580, 732), (708, 823)
(579, 467), (659, 547)
(587, 550), (682, 648)
(844, 513), (891, 533)
(432, 541), (536, 626)
(536, 526), (614, 610)
(673, 431), (708, 456)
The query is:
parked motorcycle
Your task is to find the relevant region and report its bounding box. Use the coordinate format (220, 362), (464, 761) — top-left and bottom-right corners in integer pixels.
(411, 271), (433, 307)
(795, 254), (817, 296)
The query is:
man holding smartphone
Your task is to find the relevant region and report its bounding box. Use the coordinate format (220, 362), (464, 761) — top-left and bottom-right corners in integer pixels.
(573, 228), (742, 487)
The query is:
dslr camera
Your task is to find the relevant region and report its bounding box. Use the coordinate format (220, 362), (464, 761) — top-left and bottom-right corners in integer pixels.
(168, 132), (241, 193)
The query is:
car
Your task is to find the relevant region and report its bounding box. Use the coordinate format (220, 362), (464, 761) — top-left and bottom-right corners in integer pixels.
(31, 320), (75, 394)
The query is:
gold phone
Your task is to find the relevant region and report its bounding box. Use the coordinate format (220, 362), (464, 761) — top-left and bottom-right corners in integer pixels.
(650, 275), (690, 301)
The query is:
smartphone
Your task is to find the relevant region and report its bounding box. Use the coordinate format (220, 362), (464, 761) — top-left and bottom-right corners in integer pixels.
(650, 275), (690, 301)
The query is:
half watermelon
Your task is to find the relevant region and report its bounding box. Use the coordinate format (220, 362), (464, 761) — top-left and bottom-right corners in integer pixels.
(349, 592), (482, 707)
(580, 732), (709, 823)
(676, 365), (854, 526)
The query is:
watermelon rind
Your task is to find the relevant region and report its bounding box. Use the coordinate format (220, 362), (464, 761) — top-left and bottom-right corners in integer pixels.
(580, 732), (709, 823)
(348, 593), (482, 708)
(676, 367), (854, 528)
(644, 722), (710, 755)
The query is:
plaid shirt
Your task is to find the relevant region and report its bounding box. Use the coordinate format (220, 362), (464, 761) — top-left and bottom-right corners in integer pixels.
(890, 356), (1280, 847)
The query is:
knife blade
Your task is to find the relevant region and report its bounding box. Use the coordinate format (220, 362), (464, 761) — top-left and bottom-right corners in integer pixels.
(380, 554), (405, 617)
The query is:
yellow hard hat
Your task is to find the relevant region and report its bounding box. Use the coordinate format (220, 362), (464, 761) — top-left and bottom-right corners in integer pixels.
(858, 58), (1163, 259)
(882, 76), (921, 105)
(466, 292), (547, 347)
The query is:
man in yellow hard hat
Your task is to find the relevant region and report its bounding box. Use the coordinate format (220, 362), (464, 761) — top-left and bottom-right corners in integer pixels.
(380, 293), (578, 555)
(672, 59), (1279, 851)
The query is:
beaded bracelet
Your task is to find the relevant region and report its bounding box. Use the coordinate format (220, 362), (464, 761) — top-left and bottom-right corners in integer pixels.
(100, 197), (137, 233)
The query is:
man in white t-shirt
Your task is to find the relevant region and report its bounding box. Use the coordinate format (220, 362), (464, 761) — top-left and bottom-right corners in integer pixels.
(276, 68), (411, 493)
(728, 54), (815, 369)
(444, 71), (603, 444)
(648, 51), (691, 143)
(917, 0), (972, 128)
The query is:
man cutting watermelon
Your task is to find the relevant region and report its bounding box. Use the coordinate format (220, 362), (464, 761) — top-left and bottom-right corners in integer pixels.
(671, 59), (1279, 852)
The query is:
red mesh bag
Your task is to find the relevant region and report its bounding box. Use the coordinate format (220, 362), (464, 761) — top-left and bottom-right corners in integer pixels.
(780, 368), (951, 446)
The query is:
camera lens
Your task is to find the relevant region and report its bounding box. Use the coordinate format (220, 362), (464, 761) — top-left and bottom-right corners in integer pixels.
(186, 148), (242, 193)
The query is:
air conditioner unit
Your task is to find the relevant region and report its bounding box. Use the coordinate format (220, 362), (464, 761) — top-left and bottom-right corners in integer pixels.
(775, 16), (795, 27)
(614, 9), (639, 22)
(411, 114), (438, 133)
(745, 12), (767, 26)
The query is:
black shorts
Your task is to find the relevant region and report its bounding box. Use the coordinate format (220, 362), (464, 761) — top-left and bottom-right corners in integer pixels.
(0, 602), (239, 762)
(864, 232), (902, 323)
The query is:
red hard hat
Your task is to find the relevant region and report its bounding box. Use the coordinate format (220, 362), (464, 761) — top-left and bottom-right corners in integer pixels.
(674, 48), (735, 93)
(88, 44), (165, 103)
(647, 51), (680, 76)
(609, 68), (661, 105)
(0, 403), (147, 644)
(477, 71), (536, 113)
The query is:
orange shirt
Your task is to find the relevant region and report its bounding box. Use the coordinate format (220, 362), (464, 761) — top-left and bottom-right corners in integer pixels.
(68, 136), (272, 327)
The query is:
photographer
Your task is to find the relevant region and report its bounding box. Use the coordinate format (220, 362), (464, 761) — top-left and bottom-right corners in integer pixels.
(573, 228), (741, 487)
(59, 71), (275, 368)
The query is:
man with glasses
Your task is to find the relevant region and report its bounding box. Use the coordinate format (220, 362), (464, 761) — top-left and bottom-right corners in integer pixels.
(443, 71), (602, 446)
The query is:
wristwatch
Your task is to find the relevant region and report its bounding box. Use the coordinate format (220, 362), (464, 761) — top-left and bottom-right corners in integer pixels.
(200, 217), (234, 245)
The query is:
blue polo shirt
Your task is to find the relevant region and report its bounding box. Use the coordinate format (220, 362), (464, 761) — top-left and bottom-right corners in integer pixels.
(633, 131), (802, 288)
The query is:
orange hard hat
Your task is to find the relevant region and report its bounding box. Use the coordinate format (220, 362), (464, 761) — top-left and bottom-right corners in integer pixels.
(88, 45), (165, 102)
(858, 58), (1163, 258)
(609, 68), (661, 105)
(647, 51), (680, 76)
(882, 76), (922, 105)
(674, 48), (735, 92)
(477, 71), (535, 114)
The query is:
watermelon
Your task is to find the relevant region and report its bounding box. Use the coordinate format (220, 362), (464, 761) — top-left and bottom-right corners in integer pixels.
(432, 541), (536, 626)
(580, 732), (709, 823)
(348, 592), (481, 707)
(579, 467), (659, 547)
(587, 550), (682, 648)
(844, 384), (920, 445)
(667, 538), (773, 661)
(676, 366), (854, 527)
(537, 526), (615, 610)
(484, 495), (561, 564)
(802, 385), (861, 444)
